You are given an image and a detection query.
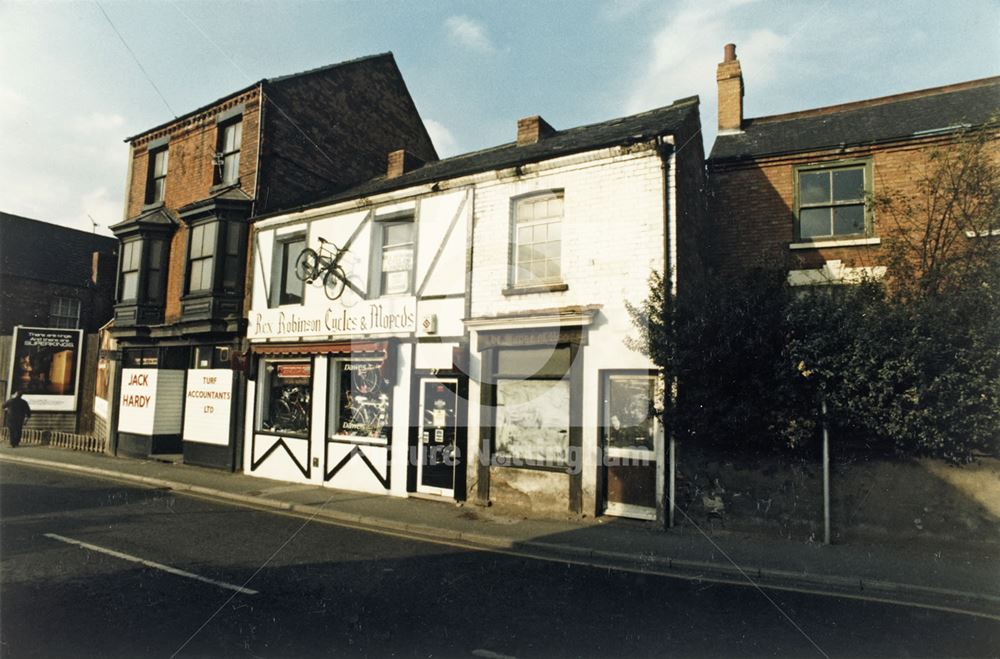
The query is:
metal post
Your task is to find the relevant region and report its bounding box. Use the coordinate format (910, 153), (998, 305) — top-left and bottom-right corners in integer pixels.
(668, 434), (676, 528)
(822, 398), (830, 545)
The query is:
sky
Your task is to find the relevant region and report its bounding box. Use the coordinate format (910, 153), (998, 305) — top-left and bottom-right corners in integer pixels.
(1, 0), (997, 237)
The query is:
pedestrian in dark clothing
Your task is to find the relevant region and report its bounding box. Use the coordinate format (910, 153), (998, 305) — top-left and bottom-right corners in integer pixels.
(3, 391), (31, 448)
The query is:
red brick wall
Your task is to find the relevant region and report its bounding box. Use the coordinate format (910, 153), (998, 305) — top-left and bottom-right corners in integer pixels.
(706, 133), (1000, 277)
(125, 90), (262, 322)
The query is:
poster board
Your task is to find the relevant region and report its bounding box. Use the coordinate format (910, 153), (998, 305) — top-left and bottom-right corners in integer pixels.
(7, 326), (83, 412)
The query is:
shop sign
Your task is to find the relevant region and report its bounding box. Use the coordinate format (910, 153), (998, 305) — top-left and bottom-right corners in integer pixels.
(6, 326), (83, 411)
(248, 297), (416, 341)
(118, 368), (184, 435)
(183, 369), (234, 445)
(277, 363), (311, 379)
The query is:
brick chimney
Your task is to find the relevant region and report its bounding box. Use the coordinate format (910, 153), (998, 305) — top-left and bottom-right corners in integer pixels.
(516, 115), (555, 146)
(387, 149), (424, 179)
(717, 43), (744, 133)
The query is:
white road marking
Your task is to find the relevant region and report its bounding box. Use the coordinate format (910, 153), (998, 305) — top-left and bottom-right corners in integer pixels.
(472, 650), (518, 659)
(43, 533), (259, 595)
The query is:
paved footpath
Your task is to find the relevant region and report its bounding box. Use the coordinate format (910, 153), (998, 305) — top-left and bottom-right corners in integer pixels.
(1, 445), (997, 620)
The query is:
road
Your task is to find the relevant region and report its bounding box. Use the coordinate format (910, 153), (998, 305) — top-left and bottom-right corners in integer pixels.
(1, 461), (997, 658)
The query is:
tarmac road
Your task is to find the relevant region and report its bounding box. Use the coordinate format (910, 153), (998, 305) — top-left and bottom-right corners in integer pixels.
(1, 461), (997, 658)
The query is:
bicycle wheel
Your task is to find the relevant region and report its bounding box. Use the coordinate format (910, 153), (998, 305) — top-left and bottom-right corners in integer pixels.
(324, 265), (347, 300)
(352, 363), (380, 394)
(295, 248), (320, 283)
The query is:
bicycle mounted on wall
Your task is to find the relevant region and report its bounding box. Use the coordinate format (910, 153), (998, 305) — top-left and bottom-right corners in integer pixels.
(295, 237), (356, 301)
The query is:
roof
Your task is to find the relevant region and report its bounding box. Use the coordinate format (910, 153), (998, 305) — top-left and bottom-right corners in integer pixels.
(256, 96), (701, 220)
(710, 76), (1000, 162)
(0, 212), (117, 286)
(124, 52), (393, 143)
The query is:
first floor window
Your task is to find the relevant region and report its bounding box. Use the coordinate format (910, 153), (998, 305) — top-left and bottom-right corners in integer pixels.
(119, 239), (142, 301)
(797, 162), (870, 239)
(603, 374), (657, 451)
(187, 222), (217, 293)
(49, 297), (81, 329)
(259, 360), (311, 437)
(494, 347), (571, 465)
(372, 219), (414, 296)
(331, 359), (392, 441)
(513, 192), (563, 287)
(272, 236), (305, 307)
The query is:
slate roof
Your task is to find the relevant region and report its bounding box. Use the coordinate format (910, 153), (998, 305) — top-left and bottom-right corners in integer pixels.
(255, 95), (701, 220)
(710, 77), (1000, 162)
(124, 52), (392, 143)
(0, 212), (117, 286)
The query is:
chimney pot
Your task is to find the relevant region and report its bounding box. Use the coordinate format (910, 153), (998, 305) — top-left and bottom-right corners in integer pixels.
(516, 115), (555, 146)
(723, 43), (737, 62)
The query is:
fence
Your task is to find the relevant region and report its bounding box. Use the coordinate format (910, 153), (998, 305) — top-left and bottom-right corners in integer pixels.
(1, 427), (106, 453)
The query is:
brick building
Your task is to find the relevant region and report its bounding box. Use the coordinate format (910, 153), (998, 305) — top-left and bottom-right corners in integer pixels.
(244, 97), (705, 522)
(707, 43), (1000, 284)
(109, 53), (437, 467)
(0, 211), (117, 435)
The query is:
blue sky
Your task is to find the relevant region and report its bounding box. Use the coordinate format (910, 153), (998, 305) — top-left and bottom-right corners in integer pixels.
(1, 0), (997, 235)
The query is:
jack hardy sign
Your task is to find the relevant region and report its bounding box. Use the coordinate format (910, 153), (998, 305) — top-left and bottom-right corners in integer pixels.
(7, 327), (83, 411)
(118, 368), (184, 435)
(183, 369), (234, 445)
(248, 297), (416, 340)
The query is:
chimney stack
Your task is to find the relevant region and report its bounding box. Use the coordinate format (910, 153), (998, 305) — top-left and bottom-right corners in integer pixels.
(386, 149), (424, 179)
(717, 43), (744, 132)
(516, 115), (555, 146)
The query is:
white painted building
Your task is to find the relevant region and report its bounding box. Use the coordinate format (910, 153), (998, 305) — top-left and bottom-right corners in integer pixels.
(244, 98), (706, 521)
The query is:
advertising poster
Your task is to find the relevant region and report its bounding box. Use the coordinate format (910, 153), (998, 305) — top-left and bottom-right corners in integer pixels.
(94, 323), (116, 419)
(7, 326), (83, 411)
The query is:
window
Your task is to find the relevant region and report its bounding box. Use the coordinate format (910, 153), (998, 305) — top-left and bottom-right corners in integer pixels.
(187, 223), (217, 293)
(119, 239), (142, 301)
(146, 239), (166, 303)
(221, 222), (246, 292)
(145, 147), (168, 205)
(373, 220), (414, 296)
(796, 162), (870, 240)
(272, 236), (305, 307)
(258, 360), (311, 437)
(494, 347), (571, 466)
(330, 359), (392, 441)
(215, 119), (242, 185)
(49, 297), (81, 329)
(603, 374), (656, 451)
(513, 192), (563, 287)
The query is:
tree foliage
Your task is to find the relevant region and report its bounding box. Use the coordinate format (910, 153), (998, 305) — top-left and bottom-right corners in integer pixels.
(631, 126), (1000, 463)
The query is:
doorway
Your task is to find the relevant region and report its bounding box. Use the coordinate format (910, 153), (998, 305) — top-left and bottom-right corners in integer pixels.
(416, 377), (459, 496)
(601, 371), (660, 520)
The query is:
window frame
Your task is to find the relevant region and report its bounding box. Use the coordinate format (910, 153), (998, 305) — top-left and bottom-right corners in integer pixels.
(370, 214), (416, 298)
(509, 190), (565, 289)
(186, 220), (219, 294)
(49, 296), (81, 329)
(793, 159), (873, 242)
(118, 238), (143, 303)
(145, 146), (169, 206)
(214, 117), (243, 186)
(270, 233), (307, 308)
(327, 356), (393, 445)
(256, 358), (312, 439)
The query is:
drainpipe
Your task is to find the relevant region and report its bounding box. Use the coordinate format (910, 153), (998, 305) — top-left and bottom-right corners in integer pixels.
(822, 397), (831, 544)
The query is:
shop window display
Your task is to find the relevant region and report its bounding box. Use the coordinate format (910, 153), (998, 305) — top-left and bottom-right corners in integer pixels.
(260, 360), (311, 437)
(332, 360), (391, 441)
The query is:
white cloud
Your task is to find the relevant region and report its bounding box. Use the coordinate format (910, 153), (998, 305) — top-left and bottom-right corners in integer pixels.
(424, 118), (459, 158)
(624, 0), (789, 151)
(445, 15), (495, 53)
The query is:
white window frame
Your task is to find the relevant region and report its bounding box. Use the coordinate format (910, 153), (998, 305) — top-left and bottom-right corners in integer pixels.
(511, 191), (564, 288)
(49, 297), (81, 329)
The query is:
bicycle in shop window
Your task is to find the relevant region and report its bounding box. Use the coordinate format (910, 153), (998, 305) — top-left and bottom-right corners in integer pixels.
(295, 237), (351, 301)
(268, 386), (310, 435)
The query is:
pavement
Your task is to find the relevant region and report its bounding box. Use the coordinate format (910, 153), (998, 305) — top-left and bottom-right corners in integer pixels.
(1, 443), (998, 620)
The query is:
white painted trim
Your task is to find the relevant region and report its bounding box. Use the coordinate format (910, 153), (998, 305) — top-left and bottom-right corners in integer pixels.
(789, 237), (881, 250)
(966, 228), (1000, 238)
(464, 309), (599, 331)
(787, 259), (887, 286)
